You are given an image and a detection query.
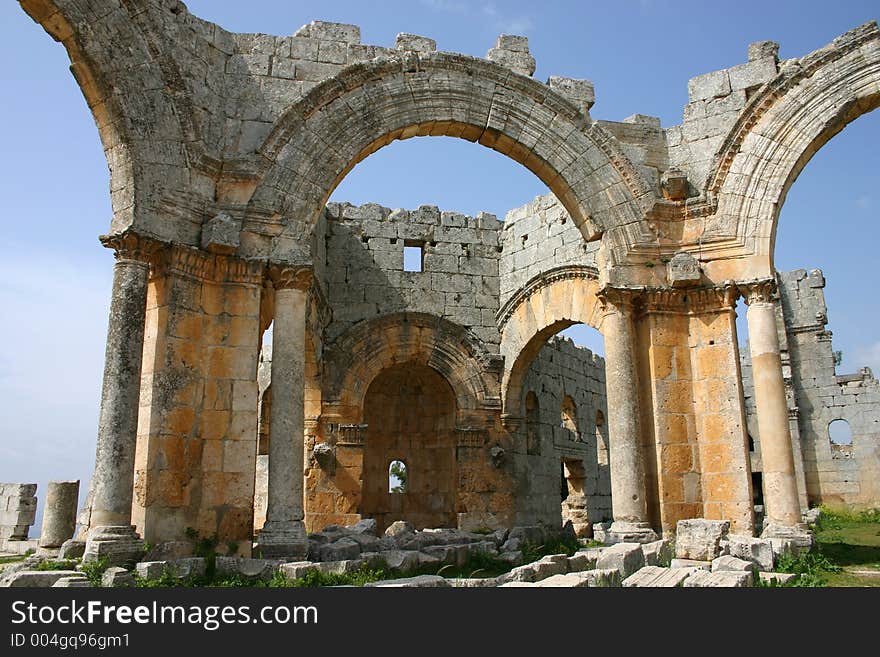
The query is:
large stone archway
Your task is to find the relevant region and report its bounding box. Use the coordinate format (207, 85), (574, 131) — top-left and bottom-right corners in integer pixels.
(18, 1), (878, 557)
(709, 22), (880, 281)
(498, 266), (604, 418)
(247, 53), (655, 263)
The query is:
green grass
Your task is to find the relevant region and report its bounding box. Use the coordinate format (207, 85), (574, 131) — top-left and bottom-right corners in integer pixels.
(811, 507), (880, 587)
(34, 559), (79, 571)
(0, 555), (27, 565)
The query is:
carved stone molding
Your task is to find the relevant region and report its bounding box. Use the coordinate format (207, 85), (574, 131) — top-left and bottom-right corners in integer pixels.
(99, 231), (163, 265)
(598, 282), (740, 315)
(331, 423), (367, 446)
(739, 279), (778, 305)
(153, 244), (265, 285)
(496, 265), (599, 329)
(268, 264), (313, 291)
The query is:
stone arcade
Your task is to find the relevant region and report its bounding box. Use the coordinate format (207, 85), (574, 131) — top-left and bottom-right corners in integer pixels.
(12, 1), (880, 562)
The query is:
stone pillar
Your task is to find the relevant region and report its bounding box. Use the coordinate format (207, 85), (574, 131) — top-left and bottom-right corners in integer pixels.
(744, 281), (811, 545)
(254, 266), (311, 558)
(39, 481), (80, 548)
(83, 233), (153, 564)
(602, 294), (657, 543)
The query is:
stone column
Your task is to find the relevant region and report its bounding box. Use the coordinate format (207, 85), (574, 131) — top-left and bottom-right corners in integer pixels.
(39, 480), (80, 548)
(254, 266), (311, 558)
(602, 293), (657, 543)
(83, 233), (153, 564)
(744, 281), (811, 545)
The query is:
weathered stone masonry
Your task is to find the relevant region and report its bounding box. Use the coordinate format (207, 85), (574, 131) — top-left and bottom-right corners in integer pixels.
(16, 0), (880, 556)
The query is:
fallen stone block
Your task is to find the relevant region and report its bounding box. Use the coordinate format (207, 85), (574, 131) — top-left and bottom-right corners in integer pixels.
(623, 566), (694, 587)
(670, 558), (711, 570)
(596, 542), (645, 579)
(567, 552), (597, 572)
(58, 540), (86, 560)
(577, 569), (622, 587)
(642, 539), (672, 567)
(447, 577), (499, 588)
(3, 570), (82, 587)
(317, 559), (363, 575)
(683, 570), (752, 587)
(349, 519), (377, 536)
(534, 572), (597, 587)
(727, 534), (774, 571)
(52, 575), (92, 588)
(384, 521), (416, 541)
(135, 558), (206, 582)
(214, 557), (283, 581)
(711, 555), (756, 574)
(379, 550), (420, 573)
(101, 567), (135, 587)
(318, 537), (361, 562)
(675, 518), (730, 561)
(364, 575), (449, 588)
(758, 572), (797, 585)
(279, 561), (319, 580)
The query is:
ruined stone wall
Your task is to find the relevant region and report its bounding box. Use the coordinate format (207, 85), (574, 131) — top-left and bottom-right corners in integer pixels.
(742, 269), (880, 509)
(321, 202), (503, 348)
(518, 336), (611, 530)
(667, 41), (782, 196)
(499, 194), (598, 303)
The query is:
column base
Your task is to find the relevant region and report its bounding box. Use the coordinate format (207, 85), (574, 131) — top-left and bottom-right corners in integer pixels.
(83, 525), (145, 567)
(605, 521), (659, 545)
(254, 520), (308, 559)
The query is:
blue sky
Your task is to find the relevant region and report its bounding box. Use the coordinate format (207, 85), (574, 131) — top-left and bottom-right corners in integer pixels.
(0, 1), (877, 534)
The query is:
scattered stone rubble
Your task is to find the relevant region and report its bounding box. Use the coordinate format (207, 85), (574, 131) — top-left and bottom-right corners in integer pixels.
(0, 516), (810, 588)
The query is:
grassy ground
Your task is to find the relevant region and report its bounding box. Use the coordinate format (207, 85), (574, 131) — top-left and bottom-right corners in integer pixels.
(812, 508), (880, 587)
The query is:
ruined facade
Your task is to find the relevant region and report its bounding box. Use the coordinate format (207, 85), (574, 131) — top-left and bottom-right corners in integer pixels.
(16, 0), (880, 560)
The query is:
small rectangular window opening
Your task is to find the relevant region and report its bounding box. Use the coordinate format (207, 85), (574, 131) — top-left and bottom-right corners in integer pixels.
(403, 241), (424, 272)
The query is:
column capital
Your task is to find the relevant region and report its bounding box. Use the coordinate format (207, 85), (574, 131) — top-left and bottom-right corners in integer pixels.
(267, 264), (313, 291)
(99, 231), (163, 265)
(596, 285), (640, 313)
(599, 283), (740, 315)
(739, 278), (778, 305)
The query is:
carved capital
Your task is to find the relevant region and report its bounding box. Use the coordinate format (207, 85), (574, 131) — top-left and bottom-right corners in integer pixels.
(739, 279), (778, 305)
(99, 231), (163, 265)
(597, 285), (640, 313)
(268, 265), (313, 291)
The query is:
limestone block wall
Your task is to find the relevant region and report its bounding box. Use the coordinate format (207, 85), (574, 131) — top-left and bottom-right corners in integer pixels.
(517, 336), (611, 527)
(320, 202), (503, 348)
(499, 194), (599, 303)
(667, 41), (781, 195)
(742, 268), (880, 509)
(0, 483), (37, 541)
(131, 250), (264, 554)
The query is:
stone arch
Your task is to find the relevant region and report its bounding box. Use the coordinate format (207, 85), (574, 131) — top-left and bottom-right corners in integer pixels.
(21, 0), (202, 239)
(322, 312), (501, 419)
(499, 266), (604, 417)
(710, 21), (880, 276)
(247, 52), (654, 261)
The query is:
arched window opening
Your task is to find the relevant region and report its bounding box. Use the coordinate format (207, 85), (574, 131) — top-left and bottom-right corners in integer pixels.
(560, 395), (581, 442)
(828, 419), (854, 459)
(389, 460), (408, 494)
